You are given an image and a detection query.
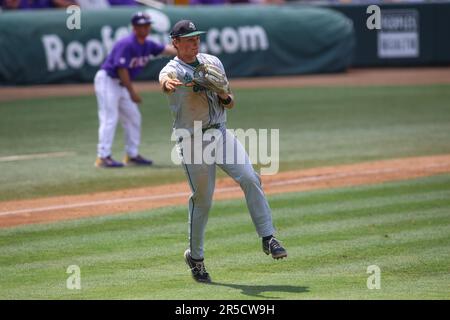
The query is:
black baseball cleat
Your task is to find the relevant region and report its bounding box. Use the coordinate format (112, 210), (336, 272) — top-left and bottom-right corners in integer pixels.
(184, 249), (212, 283)
(262, 237), (288, 260)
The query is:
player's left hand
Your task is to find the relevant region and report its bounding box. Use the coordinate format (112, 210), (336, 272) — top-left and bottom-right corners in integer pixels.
(193, 63), (229, 95)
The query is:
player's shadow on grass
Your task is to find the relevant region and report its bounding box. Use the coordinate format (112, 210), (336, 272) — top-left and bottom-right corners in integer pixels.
(210, 282), (309, 299)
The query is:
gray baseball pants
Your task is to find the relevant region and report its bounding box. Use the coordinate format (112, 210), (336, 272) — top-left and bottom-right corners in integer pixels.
(177, 124), (275, 260)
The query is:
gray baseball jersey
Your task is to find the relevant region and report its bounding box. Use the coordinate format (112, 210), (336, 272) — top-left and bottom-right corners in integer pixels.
(159, 53), (227, 135)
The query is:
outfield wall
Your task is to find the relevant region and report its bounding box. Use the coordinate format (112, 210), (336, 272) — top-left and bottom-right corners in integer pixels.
(320, 1), (450, 67)
(0, 5), (354, 85)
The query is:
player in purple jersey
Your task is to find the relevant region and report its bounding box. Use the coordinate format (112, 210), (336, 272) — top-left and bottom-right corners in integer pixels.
(94, 12), (176, 168)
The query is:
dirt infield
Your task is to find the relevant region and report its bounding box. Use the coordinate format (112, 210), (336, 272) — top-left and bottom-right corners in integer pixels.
(1, 154), (449, 228)
(1, 67), (450, 102)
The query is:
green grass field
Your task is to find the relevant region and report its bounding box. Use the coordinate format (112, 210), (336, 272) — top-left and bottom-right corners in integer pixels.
(0, 84), (449, 300)
(0, 175), (449, 299)
(0, 84), (449, 201)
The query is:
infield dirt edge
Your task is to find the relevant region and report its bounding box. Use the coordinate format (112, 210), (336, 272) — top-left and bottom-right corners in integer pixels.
(1, 154), (449, 228)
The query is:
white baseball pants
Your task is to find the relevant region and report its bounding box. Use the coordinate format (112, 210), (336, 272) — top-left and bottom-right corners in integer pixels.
(94, 70), (141, 159)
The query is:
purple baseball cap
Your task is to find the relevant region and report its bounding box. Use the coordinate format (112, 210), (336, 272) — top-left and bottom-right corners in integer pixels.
(131, 12), (152, 26)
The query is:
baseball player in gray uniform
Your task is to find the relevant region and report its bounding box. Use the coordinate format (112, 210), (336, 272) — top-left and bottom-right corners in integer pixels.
(159, 20), (287, 283)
